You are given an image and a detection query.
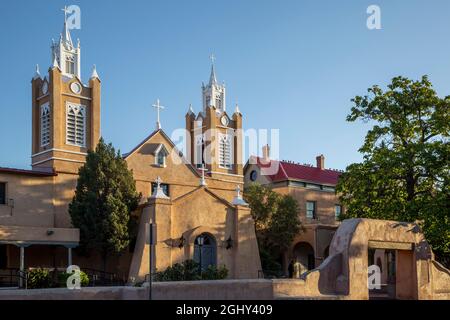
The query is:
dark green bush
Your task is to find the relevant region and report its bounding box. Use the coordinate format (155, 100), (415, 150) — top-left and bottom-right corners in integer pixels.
(154, 260), (228, 281)
(58, 270), (89, 287)
(27, 268), (51, 289)
(201, 265), (228, 280)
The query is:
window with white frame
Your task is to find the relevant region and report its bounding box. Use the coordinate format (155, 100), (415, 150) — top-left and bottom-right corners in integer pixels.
(65, 55), (75, 75)
(306, 201), (316, 219)
(40, 103), (51, 147)
(156, 151), (165, 166)
(66, 103), (86, 147)
(218, 133), (232, 169)
(154, 144), (168, 167)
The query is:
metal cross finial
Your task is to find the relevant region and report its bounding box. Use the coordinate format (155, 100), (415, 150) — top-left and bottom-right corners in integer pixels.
(62, 6), (70, 22)
(155, 176), (162, 188)
(152, 99), (165, 130)
(210, 53), (216, 65)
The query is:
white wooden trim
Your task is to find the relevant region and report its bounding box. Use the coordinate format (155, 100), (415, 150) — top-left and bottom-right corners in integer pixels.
(31, 157), (85, 166)
(31, 148), (88, 158)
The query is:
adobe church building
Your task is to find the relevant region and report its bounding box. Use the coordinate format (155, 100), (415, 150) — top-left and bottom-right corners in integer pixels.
(0, 13), (261, 285)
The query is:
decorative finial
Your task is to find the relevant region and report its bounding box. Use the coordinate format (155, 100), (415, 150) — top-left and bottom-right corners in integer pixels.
(209, 53), (217, 85)
(152, 99), (165, 130)
(90, 64), (99, 79)
(232, 184), (248, 206)
(62, 6), (69, 22)
(151, 176), (170, 199)
(34, 64), (41, 79)
(210, 53), (216, 65)
(200, 164), (207, 186)
(188, 104), (194, 114)
(234, 103), (240, 114)
(52, 54), (59, 69)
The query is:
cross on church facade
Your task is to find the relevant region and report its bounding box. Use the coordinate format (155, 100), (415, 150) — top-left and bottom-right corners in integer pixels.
(152, 99), (165, 130)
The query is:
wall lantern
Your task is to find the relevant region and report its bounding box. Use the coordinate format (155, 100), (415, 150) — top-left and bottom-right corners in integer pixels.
(178, 236), (186, 249)
(225, 236), (233, 250)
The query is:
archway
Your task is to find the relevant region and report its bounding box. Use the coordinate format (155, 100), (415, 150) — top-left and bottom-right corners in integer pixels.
(193, 233), (217, 271)
(293, 242), (315, 276)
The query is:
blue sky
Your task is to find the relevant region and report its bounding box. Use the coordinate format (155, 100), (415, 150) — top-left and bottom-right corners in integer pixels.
(1, 0), (450, 170)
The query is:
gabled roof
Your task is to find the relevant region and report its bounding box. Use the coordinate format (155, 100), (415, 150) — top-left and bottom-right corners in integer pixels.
(172, 186), (234, 208)
(248, 156), (342, 186)
(122, 129), (200, 177)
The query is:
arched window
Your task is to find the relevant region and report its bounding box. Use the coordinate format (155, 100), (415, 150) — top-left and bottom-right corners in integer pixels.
(193, 233), (217, 271)
(218, 133), (232, 169)
(65, 55), (75, 75)
(195, 133), (205, 168)
(40, 103), (51, 147)
(66, 103), (86, 147)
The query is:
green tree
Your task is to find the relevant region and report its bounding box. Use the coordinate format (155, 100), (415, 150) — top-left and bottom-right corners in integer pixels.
(337, 75), (450, 266)
(69, 138), (141, 271)
(244, 183), (302, 275)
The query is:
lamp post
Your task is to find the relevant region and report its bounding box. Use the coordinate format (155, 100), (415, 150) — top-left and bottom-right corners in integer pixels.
(148, 221), (157, 300)
(197, 235), (205, 275)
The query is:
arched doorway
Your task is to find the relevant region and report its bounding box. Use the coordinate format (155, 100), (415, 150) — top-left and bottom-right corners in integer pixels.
(293, 242), (315, 276)
(193, 233), (217, 271)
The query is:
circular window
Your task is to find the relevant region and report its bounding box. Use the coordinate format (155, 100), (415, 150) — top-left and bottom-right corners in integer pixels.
(70, 82), (82, 94)
(250, 170), (258, 181)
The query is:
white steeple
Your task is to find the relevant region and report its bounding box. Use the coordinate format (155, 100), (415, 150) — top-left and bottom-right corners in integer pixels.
(209, 54), (217, 86)
(234, 103), (240, 114)
(90, 64), (99, 80)
(202, 54), (226, 113)
(187, 103), (194, 114)
(61, 6), (74, 48)
(33, 64), (41, 79)
(51, 7), (81, 78)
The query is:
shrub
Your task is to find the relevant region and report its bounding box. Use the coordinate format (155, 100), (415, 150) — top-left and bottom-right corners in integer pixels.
(58, 270), (89, 287)
(201, 265), (228, 280)
(154, 260), (229, 281)
(27, 268), (51, 289)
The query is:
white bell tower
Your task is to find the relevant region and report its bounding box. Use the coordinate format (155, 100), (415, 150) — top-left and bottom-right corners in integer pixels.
(202, 54), (226, 113)
(51, 7), (81, 78)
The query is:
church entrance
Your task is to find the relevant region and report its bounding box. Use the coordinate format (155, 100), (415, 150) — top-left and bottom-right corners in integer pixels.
(193, 233), (217, 272)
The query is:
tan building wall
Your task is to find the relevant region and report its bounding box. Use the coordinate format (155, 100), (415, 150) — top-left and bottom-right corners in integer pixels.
(244, 162), (342, 274)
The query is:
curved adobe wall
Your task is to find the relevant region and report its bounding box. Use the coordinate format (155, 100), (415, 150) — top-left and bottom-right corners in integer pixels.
(327, 218), (449, 300)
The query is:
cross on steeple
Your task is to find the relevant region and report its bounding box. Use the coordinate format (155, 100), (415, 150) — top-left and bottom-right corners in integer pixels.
(62, 6), (70, 22)
(210, 53), (216, 65)
(152, 99), (165, 130)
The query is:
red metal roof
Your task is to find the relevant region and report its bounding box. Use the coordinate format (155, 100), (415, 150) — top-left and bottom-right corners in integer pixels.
(251, 157), (341, 186)
(0, 167), (56, 177)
